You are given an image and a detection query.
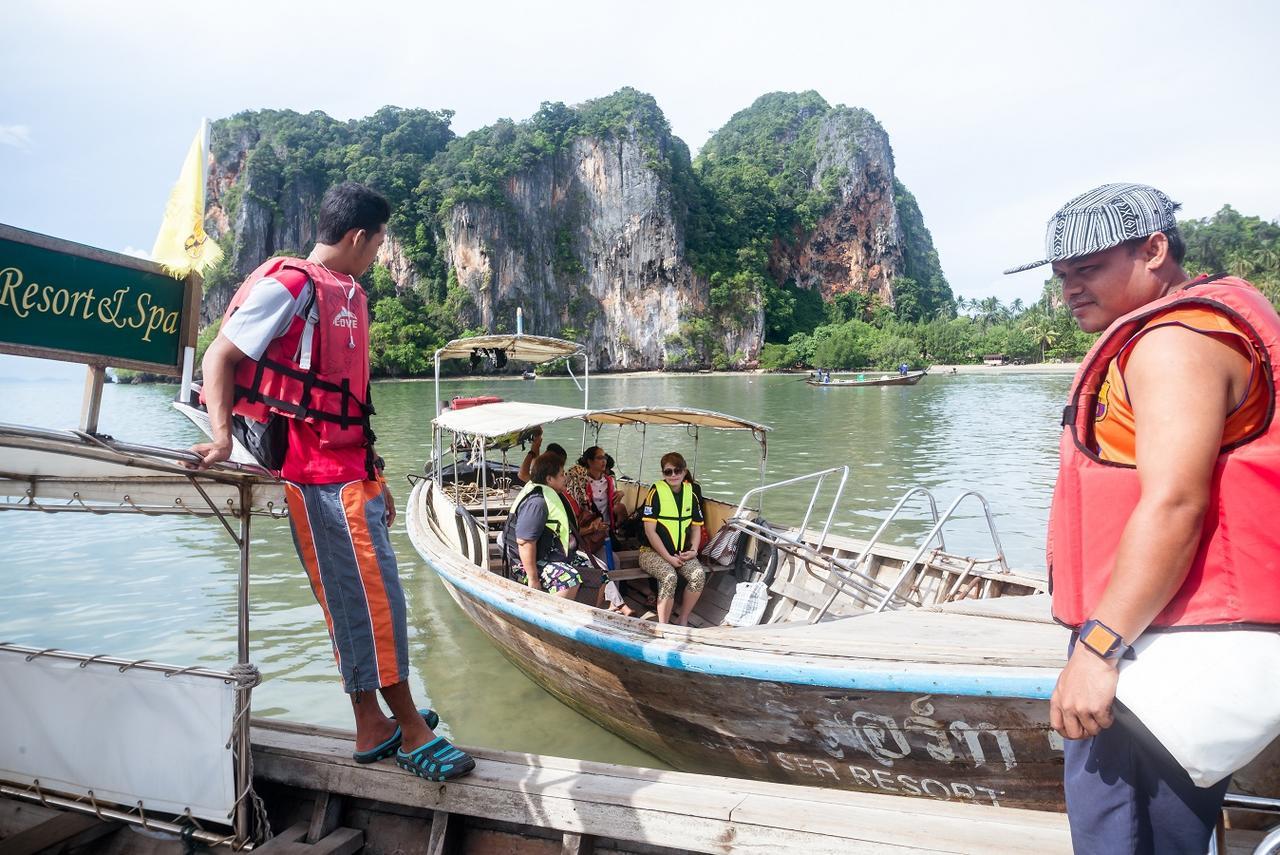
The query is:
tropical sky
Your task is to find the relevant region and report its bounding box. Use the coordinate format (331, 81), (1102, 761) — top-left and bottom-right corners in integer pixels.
(2, 0), (1277, 381)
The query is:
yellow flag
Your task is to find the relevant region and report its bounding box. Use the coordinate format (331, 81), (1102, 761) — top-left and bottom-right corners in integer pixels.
(151, 120), (223, 279)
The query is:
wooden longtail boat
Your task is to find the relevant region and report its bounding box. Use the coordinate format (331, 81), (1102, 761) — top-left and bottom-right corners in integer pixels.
(0, 422), (1084, 853)
(807, 370), (928, 387)
(407, 335), (1280, 814)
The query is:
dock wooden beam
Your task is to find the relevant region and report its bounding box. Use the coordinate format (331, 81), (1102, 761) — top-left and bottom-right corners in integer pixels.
(252, 719), (1072, 854)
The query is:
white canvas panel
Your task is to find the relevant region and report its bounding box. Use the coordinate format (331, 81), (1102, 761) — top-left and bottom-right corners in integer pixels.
(0, 649), (237, 823)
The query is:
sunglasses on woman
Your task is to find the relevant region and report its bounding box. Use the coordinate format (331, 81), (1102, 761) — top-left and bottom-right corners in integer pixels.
(662, 466), (685, 476)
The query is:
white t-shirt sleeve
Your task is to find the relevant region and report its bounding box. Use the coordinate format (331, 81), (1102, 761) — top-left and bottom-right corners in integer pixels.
(220, 277), (311, 361)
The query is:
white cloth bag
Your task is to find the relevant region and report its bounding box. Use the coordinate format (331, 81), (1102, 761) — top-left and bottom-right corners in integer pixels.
(1115, 629), (1280, 787)
(723, 581), (769, 627)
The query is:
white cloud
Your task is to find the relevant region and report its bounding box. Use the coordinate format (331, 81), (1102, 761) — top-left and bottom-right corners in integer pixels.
(0, 124), (31, 149)
(122, 246), (151, 260)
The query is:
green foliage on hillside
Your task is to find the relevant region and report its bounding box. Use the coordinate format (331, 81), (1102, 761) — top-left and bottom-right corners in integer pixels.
(1182, 205), (1280, 301)
(688, 92), (954, 345)
(754, 203), (1280, 373)
(208, 92), (1280, 377)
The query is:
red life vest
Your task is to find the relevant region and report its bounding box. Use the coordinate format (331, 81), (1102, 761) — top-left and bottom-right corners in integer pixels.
(1049, 275), (1280, 629)
(211, 257), (375, 459)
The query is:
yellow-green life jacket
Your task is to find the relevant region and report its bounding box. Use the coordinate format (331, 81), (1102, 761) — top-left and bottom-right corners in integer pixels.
(511, 481), (574, 554)
(652, 479), (694, 552)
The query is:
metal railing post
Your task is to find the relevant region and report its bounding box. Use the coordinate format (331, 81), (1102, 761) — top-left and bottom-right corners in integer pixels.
(234, 483), (252, 844)
(871, 490), (1009, 613)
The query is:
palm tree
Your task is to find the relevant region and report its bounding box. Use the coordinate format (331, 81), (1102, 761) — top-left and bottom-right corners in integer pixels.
(977, 297), (1007, 329)
(1023, 315), (1059, 362)
(1253, 246), (1280, 276)
(1227, 254), (1256, 279)
(1009, 298), (1026, 317)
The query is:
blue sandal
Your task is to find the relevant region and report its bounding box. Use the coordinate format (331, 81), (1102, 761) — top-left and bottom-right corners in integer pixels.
(352, 709), (441, 764)
(395, 736), (476, 782)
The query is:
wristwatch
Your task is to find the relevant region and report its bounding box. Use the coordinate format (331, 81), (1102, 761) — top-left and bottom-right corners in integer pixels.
(1078, 618), (1131, 662)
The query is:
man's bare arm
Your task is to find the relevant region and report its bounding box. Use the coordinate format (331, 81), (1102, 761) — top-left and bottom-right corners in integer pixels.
(1051, 325), (1250, 739)
(191, 335), (249, 468)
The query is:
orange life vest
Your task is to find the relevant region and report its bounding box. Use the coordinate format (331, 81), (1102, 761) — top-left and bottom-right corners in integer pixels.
(1049, 275), (1280, 629)
(211, 257), (375, 458)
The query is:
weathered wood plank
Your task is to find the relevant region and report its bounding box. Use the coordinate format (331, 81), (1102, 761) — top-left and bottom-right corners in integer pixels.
(560, 831), (595, 855)
(250, 720), (1073, 853)
(730, 793), (1069, 855)
(255, 821), (363, 855)
(427, 809), (454, 855)
(0, 811), (118, 855)
(306, 791), (343, 844)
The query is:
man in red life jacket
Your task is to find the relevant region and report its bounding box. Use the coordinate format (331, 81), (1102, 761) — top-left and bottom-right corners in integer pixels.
(191, 182), (474, 782)
(1006, 183), (1280, 853)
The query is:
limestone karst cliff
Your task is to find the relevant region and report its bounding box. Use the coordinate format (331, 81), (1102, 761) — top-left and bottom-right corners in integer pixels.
(199, 90), (948, 374)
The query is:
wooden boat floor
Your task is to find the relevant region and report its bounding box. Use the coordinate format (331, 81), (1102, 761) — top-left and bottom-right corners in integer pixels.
(251, 718), (1074, 854)
(697, 595), (1069, 669)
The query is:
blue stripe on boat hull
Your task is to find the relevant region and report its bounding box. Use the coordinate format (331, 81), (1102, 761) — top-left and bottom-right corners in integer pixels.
(425, 555), (1055, 700)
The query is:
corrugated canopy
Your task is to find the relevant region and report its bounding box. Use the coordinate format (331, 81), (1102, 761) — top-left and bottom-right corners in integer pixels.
(433, 401), (588, 438)
(435, 334), (584, 365)
(434, 403), (769, 439)
(585, 407), (770, 433)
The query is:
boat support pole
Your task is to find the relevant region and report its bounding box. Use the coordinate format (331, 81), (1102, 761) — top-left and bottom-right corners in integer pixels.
(79, 365), (106, 434)
(234, 482), (251, 844)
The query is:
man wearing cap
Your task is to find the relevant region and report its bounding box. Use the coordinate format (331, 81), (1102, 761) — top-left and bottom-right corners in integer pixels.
(1008, 183), (1280, 853)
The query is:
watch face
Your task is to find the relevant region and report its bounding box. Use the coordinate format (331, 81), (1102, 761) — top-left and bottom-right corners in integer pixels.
(1083, 622), (1118, 655)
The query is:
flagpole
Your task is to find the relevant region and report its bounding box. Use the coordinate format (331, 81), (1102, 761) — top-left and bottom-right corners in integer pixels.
(175, 118), (209, 404)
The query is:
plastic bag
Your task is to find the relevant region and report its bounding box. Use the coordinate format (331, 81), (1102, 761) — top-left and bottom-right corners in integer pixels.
(1115, 629), (1280, 787)
(723, 581), (769, 627)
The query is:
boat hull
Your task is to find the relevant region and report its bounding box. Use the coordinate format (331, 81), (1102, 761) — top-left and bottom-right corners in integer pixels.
(807, 371), (927, 387)
(437, 570), (1066, 811)
(409, 484), (1280, 815)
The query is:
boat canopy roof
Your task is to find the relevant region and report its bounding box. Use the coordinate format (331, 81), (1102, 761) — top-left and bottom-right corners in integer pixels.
(435, 334), (583, 365)
(586, 407), (769, 433)
(433, 403), (769, 440)
(434, 401), (588, 438)
(0, 422), (284, 516)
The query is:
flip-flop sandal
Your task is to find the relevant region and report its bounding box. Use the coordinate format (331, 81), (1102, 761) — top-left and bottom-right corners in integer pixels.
(396, 736), (476, 782)
(353, 708), (441, 764)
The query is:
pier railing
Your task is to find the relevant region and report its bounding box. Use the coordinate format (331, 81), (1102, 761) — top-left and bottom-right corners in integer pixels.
(0, 424), (278, 848)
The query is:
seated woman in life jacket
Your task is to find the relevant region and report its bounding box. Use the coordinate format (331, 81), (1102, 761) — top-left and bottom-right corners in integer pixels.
(503, 452), (583, 600)
(564, 445), (634, 614)
(639, 452), (707, 625)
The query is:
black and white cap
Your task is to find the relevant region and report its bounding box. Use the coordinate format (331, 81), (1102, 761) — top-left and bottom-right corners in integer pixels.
(1004, 183), (1181, 275)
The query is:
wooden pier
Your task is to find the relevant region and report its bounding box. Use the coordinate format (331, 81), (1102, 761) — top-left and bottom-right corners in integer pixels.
(4, 720), (1273, 853)
(250, 719), (1072, 855)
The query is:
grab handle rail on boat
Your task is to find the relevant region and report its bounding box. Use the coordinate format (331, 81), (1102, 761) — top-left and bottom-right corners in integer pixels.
(809, 485), (944, 623)
(1214, 793), (1280, 855)
(729, 465), (849, 557)
(871, 489), (1010, 614)
(716, 516), (896, 612)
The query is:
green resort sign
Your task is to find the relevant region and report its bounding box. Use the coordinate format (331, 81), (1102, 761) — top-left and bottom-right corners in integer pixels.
(0, 224), (199, 373)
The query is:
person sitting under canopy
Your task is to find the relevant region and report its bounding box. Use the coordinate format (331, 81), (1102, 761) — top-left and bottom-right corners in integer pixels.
(504, 452), (584, 600)
(639, 452), (707, 625)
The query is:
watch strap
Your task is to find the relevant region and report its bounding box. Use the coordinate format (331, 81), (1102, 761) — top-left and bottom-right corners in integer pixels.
(1079, 618), (1131, 661)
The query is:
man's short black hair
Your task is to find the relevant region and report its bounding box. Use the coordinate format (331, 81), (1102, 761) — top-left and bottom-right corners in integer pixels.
(545, 443), (567, 460)
(317, 182), (390, 245)
(1125, 229), (1186, 266)
(1164, 228), (1186, 265)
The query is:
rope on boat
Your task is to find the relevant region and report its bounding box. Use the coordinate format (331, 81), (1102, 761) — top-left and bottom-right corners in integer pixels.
(221, 661), (270, 846)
